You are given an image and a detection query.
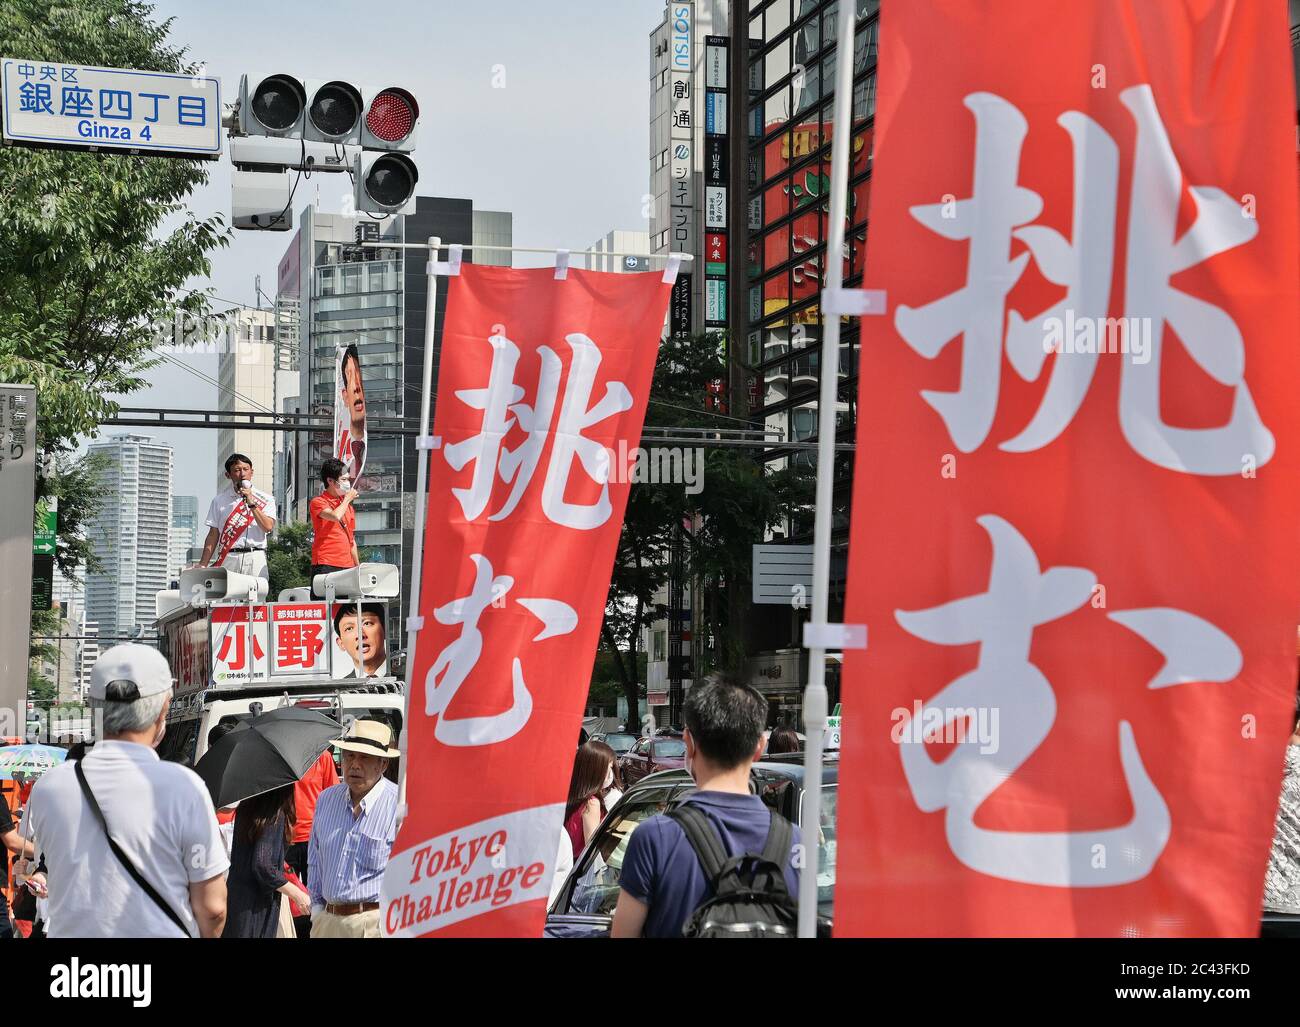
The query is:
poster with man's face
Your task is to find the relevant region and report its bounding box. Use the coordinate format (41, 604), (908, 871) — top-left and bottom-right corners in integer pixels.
(334, 343), (368, 487)
(331, 603), (389, 679)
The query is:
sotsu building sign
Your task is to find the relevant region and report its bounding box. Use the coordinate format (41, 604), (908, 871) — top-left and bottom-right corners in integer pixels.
(1, 60), (221, 159)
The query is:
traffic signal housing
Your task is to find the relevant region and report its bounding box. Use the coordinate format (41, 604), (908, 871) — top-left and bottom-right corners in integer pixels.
(354, 152), (419, 216)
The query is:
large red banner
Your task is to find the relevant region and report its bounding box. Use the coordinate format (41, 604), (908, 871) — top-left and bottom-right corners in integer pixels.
(837, 1), (1300, 936)
(381, 262), (672, 936)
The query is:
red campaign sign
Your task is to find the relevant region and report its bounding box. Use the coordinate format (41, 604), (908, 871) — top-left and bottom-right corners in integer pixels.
(381, 263), (672, 936)
(837, 0), (1300, 936)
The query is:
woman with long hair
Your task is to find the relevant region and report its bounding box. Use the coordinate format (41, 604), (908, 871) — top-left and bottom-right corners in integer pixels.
(222, 784), (311, 938)
(564, 742), (614, 859)
(589, 739), (625, 810)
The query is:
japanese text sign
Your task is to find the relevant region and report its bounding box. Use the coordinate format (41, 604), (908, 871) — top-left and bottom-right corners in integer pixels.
(381, 263), (672, 936)
(2, 59), (220, 157)
(837, 0), (1300, 937)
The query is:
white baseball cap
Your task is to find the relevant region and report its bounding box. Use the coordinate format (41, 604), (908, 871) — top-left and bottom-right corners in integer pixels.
(89, 643), (174, 701)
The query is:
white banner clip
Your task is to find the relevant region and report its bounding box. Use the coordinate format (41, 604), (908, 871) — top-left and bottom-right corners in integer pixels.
(415, 435), (441, 451)
(662, 253), (683, 284)
(554, 249), (570, 280)
(821, 287), (887, 317)
(431, 244), (464, 277)
(803, 622), (868, 651)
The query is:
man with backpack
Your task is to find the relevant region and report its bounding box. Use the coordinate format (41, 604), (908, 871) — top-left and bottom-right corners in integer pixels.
(611, 673), (800, 938)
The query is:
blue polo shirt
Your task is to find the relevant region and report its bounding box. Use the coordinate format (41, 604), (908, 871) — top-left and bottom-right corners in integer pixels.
(620, 790), (800, 938)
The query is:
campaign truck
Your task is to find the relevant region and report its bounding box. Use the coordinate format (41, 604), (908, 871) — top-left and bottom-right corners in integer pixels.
(153, 563), (405, 768)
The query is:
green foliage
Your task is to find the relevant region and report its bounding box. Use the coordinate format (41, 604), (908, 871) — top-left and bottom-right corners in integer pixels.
(43, 451), (107, 576)
(0, 0), (229, 545)
(28, 666), (57, 704)
(602, 332), (806, 721)
(268, 521), (313, 599)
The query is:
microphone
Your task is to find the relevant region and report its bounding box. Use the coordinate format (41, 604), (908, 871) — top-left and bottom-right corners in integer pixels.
(240, 477), (255, 510)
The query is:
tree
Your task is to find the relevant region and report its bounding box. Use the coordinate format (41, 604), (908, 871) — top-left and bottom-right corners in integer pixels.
(267, 521), (314, 599)
(0, 0), (229, 560)
(602, 332), (805, 729)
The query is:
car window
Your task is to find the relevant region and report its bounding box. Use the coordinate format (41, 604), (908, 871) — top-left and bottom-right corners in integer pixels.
(652, 739), (686, 758)
(564, 786), (682, 917)
(158, 720), (200, 767)
(605, 733), (635, 750)
(813, 785), (838, 915)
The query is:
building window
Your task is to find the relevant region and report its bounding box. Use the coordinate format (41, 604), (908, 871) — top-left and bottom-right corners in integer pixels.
(652, 629), (667, 662)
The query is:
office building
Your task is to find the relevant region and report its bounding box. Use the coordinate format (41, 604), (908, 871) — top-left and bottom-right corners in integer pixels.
(84, 433), (173, 640)
(276, 198), (512, 648)
(587, 229), (652, 273)
(214, 307), (292, 495)
(169, 495), (198, 584)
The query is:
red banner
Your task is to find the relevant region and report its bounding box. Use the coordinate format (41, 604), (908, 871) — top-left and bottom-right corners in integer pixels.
(381, 262), (672, 936)
(837, 1), (1300, 936)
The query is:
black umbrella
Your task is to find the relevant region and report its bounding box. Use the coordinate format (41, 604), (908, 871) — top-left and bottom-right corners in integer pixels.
(195, 706), (342, 809)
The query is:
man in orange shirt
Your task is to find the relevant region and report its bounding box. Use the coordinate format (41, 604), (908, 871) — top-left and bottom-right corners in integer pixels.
(309, 458), (359, 598)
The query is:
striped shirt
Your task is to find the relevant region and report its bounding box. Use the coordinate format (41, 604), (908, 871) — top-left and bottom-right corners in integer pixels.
(307, 777), (398, 909)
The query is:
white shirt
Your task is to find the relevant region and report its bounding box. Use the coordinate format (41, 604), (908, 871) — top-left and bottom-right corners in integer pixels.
(25, 740), (229, 938)
(205, 483), (277, 550)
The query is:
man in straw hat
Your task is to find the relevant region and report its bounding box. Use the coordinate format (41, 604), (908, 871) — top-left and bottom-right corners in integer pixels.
(307, 719), (400, 938)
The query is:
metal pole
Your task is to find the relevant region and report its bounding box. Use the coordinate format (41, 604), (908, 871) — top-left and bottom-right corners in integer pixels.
(395, 236), (443, 830)
(797, 0), (858, 940)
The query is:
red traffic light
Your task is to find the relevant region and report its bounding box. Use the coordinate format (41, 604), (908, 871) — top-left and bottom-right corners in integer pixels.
(366, 89), (417, 143)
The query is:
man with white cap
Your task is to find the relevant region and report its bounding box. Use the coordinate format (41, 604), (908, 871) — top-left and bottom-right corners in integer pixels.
(307, 719), (400, 938)
(23, 644), (229, 938)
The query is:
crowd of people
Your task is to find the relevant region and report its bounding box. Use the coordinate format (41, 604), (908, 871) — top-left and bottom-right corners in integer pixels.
(5, 637), (1298, 939)
(0, 643), (402, 939)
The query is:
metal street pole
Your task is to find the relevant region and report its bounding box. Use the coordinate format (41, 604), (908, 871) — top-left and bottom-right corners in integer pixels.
(797, 0), (858, 939)
(395, 235), (444, 832)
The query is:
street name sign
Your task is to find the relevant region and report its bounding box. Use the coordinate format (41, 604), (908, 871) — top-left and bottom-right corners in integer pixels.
(1, 59), (221, 159)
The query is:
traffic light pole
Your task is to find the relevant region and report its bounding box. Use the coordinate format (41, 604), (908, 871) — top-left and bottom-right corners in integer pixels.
(395, 235), (445, 834)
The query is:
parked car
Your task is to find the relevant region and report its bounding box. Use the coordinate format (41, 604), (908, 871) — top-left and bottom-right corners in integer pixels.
(591, 731), (637, 757)
(545, 754), (837, 937)
(618, 734), (687, 786)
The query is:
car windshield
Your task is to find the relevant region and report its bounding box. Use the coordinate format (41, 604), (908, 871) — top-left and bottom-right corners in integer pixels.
(603, 733), (636, 752)
(565, 787), (681, 917)
(653, 739), (686, 757)
(560, 781), (840, 921)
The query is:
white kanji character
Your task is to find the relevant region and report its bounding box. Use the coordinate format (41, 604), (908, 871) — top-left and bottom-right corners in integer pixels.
(424, 554), (577, 747)
(894, 514), (1240, 887)
(894, 93), (1043, 452)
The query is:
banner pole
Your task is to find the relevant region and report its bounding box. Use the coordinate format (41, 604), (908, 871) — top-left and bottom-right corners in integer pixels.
(797, 0), (858, 940)
(395, 235), (443, 831)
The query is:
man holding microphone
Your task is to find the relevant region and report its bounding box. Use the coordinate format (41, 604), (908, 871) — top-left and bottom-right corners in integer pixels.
(199, 453), (277, 584)
(309, 457), (359, 598)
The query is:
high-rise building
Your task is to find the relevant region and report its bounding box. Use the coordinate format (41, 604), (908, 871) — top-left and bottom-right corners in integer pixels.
(587, 229), (653, 273)
(169, 495), (199, 584)
(738, 0), (878, 720)
(215, 307), (290, 495)
(275, 198), (512, 649)
(84, 433), (173, 641)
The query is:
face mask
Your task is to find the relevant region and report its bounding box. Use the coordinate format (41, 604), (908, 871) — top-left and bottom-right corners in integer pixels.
(603, 766), (614, 790)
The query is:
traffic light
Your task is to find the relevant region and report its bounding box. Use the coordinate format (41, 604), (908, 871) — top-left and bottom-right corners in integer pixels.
(238, 74), (306, 138)
(304, 79), (365, 144)
(360, 87), (419, 151)
(354, 152), (419, 215)
(229, 74), (421, 229)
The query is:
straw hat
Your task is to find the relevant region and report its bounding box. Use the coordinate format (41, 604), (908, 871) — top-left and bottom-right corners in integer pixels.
(332, 719), (399, 759)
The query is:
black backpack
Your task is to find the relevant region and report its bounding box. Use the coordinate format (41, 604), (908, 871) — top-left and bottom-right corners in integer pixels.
(666, 804), (798, 938)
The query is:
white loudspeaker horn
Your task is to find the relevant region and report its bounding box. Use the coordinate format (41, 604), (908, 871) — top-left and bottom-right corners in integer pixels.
(278, 586), (313, 603)
(155, 589), (185, 619)
(312, 562), (400, 599)
(179, 566), (269, 604)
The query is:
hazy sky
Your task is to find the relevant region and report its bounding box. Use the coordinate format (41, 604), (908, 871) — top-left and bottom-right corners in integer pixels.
(92, 0), (666, 505)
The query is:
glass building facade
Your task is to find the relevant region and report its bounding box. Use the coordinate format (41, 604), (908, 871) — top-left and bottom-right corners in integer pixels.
(742, 0), (879, 706)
